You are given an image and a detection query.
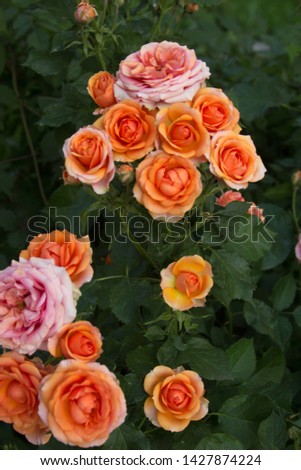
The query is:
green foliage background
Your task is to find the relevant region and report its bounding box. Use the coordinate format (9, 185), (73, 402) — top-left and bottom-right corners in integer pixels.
(0, 0), (301, 450)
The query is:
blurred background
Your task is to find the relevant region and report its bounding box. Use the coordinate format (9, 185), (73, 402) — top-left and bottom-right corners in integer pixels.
(0, 0), (300, 266)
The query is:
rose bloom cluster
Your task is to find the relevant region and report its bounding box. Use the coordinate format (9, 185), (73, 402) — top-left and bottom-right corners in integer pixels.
(63, 40), (266, 224)
(0, 41), (269, 447)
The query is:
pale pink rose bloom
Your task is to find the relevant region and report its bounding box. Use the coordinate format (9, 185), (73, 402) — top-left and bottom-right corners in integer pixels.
(247, 203), (265, 223)
(63, 127), (115, 195)
(295, 234), (301, 263)
(216, 190), (245, 207)
(114, 41), (210, 109)
(0, 257), (76, 355)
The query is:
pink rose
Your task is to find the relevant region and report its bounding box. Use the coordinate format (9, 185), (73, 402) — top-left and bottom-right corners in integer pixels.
(0, 257), (76, 355)
(295, 234), (301, 263)
(247, 203), (265, 223)
(114, 41), (210, 109)
(216, 190), (245, 207)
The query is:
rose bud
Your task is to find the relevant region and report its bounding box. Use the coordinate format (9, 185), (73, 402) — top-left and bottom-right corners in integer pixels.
(117, 164), (134, 184)
(292, 171), (301, 187)
(74, 1), (97, 24)
(185, 3), (199, 13)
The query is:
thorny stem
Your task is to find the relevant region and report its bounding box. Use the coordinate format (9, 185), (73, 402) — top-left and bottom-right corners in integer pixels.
(11, 59), (48, 207)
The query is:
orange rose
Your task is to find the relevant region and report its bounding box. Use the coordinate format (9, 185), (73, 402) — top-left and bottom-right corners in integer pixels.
(88, 71), (116, 109)
(192, 87), (241, 135)
(208, 131), (266, 190)
(94, 100), (156, 162)
(20, 230), (93, 288)
(63, 126), (115, 195)
(0, 352), (51, 445)
(38, 360), (127, 448)
(157, 103), (210, 161)
(144, 365), (209, 432)
(160, 255), (213, 311)
(133, 151), (202, 221)
(48, 321), (103, 362)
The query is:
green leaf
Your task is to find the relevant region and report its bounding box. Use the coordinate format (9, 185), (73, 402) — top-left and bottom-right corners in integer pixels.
(126, 344), (158, 376)
(218, 394), (273, 448)
(258, 411), (288, 449)
(157, 336), (185, 368)
(261, 204), (294, 270)
(180, 337), (232, 381)
(243, 299), (292, 348)
(23, 50), (67, 76)
(102, 424), (150, 450)
(226, 338), (256, 382)
(118, 374), (145, 405)
(245, 348), (285, 389)
(211, 249), (254, 307)
(110, 279), (153, 324)
(272, 273), (296, 311)
(196, 433), (244, 450)
(294, 306), (301, 327)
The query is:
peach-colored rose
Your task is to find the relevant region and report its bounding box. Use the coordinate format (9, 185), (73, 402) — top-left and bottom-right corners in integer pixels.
(156, 104), (210, 161)
(94, 100), (156, 162)
(38, 360), (126, 448)
(48, 321), (103, 362)
(20, 230), (93, 288)
(144, 365), (208, 432)
(160, 255), (213, 311)
(63, 126), (115, 195)
(115, 41), (210, 109)
(74, 2), (97, 23)
(208, 131), (266, 190)
(247, 203), (265, 222)
(0, 352), (51, 445)
(88, 71), (116, 109)
(192, 87), (241, 135)
(215, 190), (245, 207)
(295, 234), (301, 263)
(133, 151), (202, 221)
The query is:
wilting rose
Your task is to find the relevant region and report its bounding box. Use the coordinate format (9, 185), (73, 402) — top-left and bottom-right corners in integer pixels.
(88, 71), (116, 109)
(0, 257), (76, 355)
(295, 234), (301, 263)
(156, 104), (210, 161)
(63, 126), (115, 195)
(38, 360), (127, 448)
(216, 190), (245, 207)
(208, 131), (266, 190)
(247, 203), (265, 222)
(94, 100), (156, 162)
(74, 1), (97, 23)
(160, 255), (213, 311)
(0, 352), (51, 445)
(114, 41), (210, 109)
(192, 87), (241, 135)
(133, 151), (202, 221)
(144, 365), (209, 432)
(48, 321), (103, 362)
(20, 230), (93, 288)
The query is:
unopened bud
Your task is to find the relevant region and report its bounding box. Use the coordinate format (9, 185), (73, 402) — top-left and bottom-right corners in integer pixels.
(247, 203), (265, 223)
(292, 170), (301, 187)
(117, 164), (134, 184)
(62, 169), (80, 186)
(185, 3), (199, 13)
(74, 2), (97, 24)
